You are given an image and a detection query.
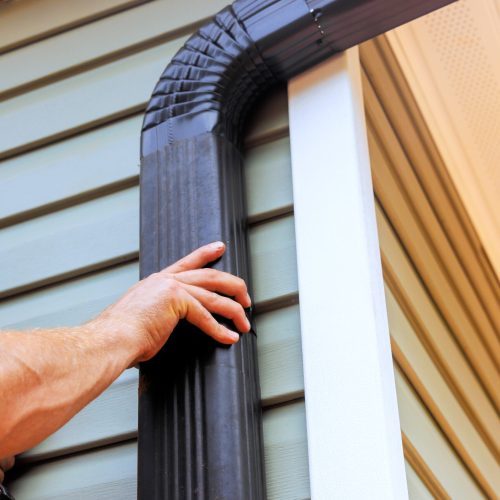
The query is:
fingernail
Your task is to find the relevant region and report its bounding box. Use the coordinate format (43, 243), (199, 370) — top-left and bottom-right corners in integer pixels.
(245, 317), (251, 332)
(228, 329), (240, 341)
(245, 293), (252, 307)
(211, 241), (225, 250)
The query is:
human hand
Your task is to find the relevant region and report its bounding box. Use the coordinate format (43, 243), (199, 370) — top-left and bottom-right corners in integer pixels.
(90, 242), (251, 365)
(0, 456), (14, 483)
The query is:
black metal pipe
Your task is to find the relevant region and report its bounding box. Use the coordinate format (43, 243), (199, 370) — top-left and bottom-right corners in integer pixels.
(138, 1), (455, 498)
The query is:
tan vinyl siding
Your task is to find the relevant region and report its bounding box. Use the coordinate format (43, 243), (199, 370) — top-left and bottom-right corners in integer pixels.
(363, 37), (500, 499)
(404, 462), (435, 500)
(378, 211), (486, 499)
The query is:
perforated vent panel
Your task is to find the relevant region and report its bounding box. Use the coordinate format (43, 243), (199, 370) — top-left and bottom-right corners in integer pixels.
(423, 0), (500, 188)
(387, 0), (500, 276)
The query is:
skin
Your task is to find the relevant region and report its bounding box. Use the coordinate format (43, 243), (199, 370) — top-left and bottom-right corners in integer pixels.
(0, 241), (251, 480)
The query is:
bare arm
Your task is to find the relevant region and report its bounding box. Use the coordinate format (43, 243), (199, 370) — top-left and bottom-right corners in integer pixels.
(0, 242), (251, 459)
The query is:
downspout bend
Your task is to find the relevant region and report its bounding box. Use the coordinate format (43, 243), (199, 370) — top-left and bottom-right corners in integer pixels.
(141, 0), (336, 157)
(141, 0), (456, 157)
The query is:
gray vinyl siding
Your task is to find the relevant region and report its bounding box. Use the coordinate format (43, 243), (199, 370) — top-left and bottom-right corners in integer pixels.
(0, 1), (308, 498)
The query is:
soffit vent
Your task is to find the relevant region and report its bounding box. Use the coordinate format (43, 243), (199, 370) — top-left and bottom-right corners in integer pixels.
(387, 0), (500, 276)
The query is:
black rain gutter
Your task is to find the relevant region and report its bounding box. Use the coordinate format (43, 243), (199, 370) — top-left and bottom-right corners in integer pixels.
(138, 1), (455, 498)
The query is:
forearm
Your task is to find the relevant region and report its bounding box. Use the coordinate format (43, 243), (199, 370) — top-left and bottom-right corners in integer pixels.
(0, 242), (251, 460)
(0, 320), (137, 457)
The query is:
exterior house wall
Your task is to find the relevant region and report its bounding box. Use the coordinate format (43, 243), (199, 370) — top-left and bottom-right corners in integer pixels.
(0, 2), (308, 498)
(0, 1), (497, 499)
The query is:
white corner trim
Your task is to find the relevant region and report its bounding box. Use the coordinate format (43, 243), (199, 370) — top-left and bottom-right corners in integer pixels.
(288, 47), (408, 500)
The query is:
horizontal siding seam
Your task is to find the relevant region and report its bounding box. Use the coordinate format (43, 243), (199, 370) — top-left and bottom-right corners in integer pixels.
(369, 37), (500, 303)
(369, 122), (500, 412)
(0, 253), (140, 301)
(392, 346), (496, 500)
(0, 118), (288, 166)
(0, 177), (139, 230)
(384, 258), (500, 461)
(247, 204), (293, 226)
(401, 433), (450, 500)
(365, 80), (500, 366)
(378, 200), (500, 460)
(19, 397), (306, 465)
(0, 104), (146, 162)
(0, 0), (153, 57)
(0, 17), (210, 102)
(368, 112), (500, 377)
(262, 395), (305, 411)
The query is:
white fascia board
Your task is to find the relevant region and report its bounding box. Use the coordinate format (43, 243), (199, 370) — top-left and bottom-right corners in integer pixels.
(288, 47), (408, 500)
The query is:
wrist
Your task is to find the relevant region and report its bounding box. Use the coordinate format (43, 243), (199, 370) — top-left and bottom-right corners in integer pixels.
(84, 316), (142, 369)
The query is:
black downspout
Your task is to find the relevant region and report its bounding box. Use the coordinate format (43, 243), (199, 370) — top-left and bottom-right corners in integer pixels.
(138, 1), (454, 499)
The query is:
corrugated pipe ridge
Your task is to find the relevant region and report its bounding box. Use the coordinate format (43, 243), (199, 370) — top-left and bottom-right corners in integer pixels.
(142, 6), (276, 147)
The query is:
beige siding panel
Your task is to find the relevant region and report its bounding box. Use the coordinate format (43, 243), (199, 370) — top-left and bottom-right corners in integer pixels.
(0, 190), (296, 300)
(0, 109), (289, 226)
(9, 441), (137, 500)
(402, 434), (451, 500)
(405, 462), (434, 500)
(362, 39), (500, 338)
(0, 263), (138, 330)
(245, 136), (293, 223)
(0, 116), (142, 226)
(10, 402), (307, 500)
(0, 37), (186, 159)
(0, 0), (149, 54)
(258, 305), (304, 406)
(395, 368), (484, 500)
(376, 204), (500, 460)
(0, 45), (288, 160)
(387, 288), (500, 491)
(250, 216), (298, 307)
(263, 400), (310, 500)
(0, 0), (228, 97)
(0, 188), (140, 298)
(366, 94), (500, 407)
(24, 370), (138, 461)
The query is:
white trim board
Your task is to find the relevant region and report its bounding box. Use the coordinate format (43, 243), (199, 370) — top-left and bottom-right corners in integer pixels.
(288, 48), (408, 499)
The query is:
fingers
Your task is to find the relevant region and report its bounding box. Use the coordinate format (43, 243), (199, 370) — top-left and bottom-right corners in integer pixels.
(0, 457), (14, 472)
(164, 242), (226, 273)
(0, 456), (14, 484)
(182, 291), (241, 344)
(174, 269), (251, 308)
(153, 243), (252, 346)
(160, 242), (252, 308)
(181, 283), (251, 333)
